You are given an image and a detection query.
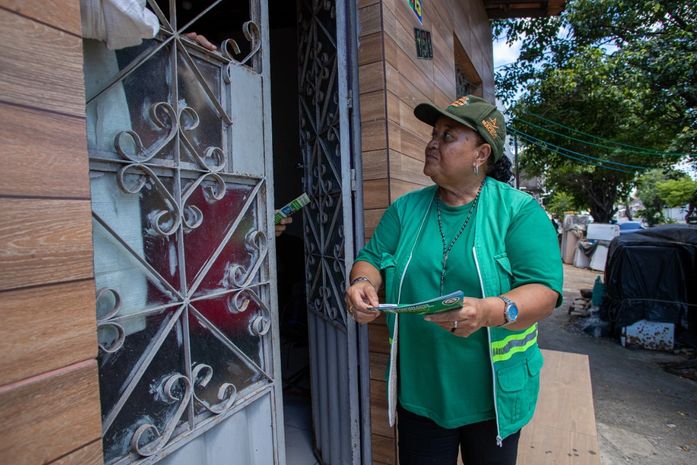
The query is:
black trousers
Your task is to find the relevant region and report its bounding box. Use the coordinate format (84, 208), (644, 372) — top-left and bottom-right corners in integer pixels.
(397, 405), (521, 465)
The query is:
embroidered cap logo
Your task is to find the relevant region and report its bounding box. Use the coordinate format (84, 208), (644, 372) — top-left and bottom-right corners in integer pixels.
(450, 96), (469, 107)
(482, 117), (499, 138)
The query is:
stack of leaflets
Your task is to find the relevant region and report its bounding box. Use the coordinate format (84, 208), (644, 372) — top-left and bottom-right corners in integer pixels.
(368, 290), (464, 314)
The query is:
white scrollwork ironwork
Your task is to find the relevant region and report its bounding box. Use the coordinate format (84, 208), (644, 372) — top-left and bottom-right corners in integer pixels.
(191, 363), (238, 414)
(96, 288), (126, 353)
(222, 21), (262, 81)
(225, 288), (272, 337)
(130, 373), (192, 457)
(224, 230), (268, 289)
(113, 102), (229, 236)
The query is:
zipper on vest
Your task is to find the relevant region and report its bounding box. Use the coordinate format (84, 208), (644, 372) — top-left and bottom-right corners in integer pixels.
(472, 245), (503, 447)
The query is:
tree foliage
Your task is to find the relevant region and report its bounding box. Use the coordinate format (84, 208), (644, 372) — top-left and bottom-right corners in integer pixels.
(495, 0), (696, 222)
(656, 177), (697, 207)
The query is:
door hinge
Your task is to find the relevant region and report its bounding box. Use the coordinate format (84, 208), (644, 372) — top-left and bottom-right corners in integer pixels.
(350, 168), (357, 191)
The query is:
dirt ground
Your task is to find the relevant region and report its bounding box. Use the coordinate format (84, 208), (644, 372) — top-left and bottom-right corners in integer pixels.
(538, 264), (697, 465)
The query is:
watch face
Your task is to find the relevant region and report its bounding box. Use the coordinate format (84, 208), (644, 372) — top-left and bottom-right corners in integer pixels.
(507, 303), (519, 321)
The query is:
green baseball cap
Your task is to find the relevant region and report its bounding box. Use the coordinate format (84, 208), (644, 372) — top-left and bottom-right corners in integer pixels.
(414, 95), (506, 161)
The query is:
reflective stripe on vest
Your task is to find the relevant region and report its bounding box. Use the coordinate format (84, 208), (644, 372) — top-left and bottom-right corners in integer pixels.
(490, 324), (538, 363)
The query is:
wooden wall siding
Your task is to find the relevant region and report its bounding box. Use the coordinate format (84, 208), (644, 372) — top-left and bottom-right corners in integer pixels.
(0, 2), (102, 464)
(0, 0), (82, 36)
(0, 281), (97, 386)
(0, 361), (102, 465)
(0, 9), (86, 118)
(49, 441), (103, 465)
(358, 1), (496, 464)
(0, 104), (90, 199)
(0, 198), (94, 291)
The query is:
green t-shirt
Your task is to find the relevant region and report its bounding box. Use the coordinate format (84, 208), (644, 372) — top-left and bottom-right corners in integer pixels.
(356, 189), (561, 428)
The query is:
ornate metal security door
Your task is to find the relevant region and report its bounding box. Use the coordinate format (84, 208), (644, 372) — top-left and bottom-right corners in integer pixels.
(298, 0), (364, 463)
(85, 1), (284, 464)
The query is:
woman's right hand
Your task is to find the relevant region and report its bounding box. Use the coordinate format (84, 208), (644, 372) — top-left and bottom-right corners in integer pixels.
(345, 281), (381, 324)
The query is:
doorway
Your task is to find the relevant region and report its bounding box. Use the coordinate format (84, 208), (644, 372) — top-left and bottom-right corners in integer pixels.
(269, 2), (316, 464)
(270, 0), (366, 464)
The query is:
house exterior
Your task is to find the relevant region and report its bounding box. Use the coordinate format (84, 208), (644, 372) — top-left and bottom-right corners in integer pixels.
(0, 1), (563, 465)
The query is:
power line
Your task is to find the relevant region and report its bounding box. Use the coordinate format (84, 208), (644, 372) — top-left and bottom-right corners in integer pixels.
(512, 131), (635, 174)
(521, 111), (694, 157)
(509, 128), (649, 171)
(513, 116), (686, 158)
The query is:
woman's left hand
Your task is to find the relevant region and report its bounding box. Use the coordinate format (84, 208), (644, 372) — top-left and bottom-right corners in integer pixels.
(425, 297), (492, 337)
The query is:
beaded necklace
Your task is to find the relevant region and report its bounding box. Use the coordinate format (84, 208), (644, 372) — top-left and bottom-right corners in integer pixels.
(435, 180), (484, 295)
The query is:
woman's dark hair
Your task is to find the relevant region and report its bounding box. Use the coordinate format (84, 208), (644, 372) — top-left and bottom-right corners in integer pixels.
(473, 133), (513, 183)
(487, 156), (513, 183)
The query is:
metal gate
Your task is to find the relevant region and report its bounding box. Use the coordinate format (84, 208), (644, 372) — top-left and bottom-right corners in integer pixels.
(85, 1), (285, 464)
(298, 0), (367, 463)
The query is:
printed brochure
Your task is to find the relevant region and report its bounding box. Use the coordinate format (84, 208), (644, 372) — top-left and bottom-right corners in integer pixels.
(369, 290), (464, 315)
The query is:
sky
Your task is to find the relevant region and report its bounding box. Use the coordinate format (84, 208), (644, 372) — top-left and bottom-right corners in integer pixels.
(493, 36), (522, 70)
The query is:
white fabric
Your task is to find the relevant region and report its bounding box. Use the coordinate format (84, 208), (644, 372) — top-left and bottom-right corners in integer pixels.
(81, 0), (159, 50)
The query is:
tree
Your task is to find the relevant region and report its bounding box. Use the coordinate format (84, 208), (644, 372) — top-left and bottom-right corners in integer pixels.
(656, 177), (697, 207)
(636, 169), (670, 226)
(545, 190), (576, 220)
(496, 1), (696, 222)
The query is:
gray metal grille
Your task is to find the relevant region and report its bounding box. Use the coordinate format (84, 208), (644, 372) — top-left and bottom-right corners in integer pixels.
(298, 0), (362, 463)
(85, 1), (277, 463)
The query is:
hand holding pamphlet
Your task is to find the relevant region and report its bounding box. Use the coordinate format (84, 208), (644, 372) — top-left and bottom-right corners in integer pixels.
(368, 290), (464, 315)
(274, 193), (310, 224)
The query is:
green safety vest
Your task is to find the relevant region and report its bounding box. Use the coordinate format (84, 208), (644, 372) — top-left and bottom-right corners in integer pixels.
(381, 179), (559, 443)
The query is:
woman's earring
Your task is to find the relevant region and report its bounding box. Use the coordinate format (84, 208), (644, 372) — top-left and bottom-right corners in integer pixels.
(473, 164), (480, 176)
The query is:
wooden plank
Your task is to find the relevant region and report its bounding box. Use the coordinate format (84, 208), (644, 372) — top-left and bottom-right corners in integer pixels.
(434, 86), (453, 108)
(0, 361), (103, 465)
(517, 350), (600, 465)
(372, 434), (396, 465)
(0, 9), (85, 117)
(370, 379), (388, 407)
(364, 208), (386, 238)
(361, 119), (388, 152)
(358, 3), (382, 37)
(371, 403), (394, 438)
(363, 179), (390, 209)
(387, 120), (429, 161)
(0, 199), (94, 291)
(369, 321), (390, 354)
(388, 92), (433, 137)
(433, 62), (455, 100)
(389, 150), (431, 185)
(360, 90), (387, 123)
(0, 103), (90, 199)
(359, 61), (385, 94)
(48, 440), (103, 465)
(358, 0), (381, 8)
(370, 351), (389, 381)
(384, 60), (431, 109)
(0, 0), (82, 36)
(362, 149), (389, 180)
(358, 32), (384, 66)
(0, 280), (97, 386)
(391, 179), (427, 200)
(382, 32), (399, 68)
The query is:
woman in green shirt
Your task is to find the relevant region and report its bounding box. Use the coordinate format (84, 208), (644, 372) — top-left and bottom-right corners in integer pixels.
(345, 96), (563, 465)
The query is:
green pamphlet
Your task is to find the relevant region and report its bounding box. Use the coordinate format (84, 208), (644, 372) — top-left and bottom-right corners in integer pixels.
(369, 290), (465, 315)
(275, 193), (310, 224)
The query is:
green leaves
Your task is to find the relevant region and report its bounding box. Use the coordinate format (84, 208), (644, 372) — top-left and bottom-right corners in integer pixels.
(496, 0), (696, 221)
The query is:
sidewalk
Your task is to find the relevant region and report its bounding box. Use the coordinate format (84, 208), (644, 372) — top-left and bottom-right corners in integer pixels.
(538, 264), (697, 465)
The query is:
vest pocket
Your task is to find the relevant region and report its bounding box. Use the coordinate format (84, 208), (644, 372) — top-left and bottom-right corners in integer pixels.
(495, 349), (544, 426)
(494, 252), (513, 293)
(496, 360), (526, 424)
